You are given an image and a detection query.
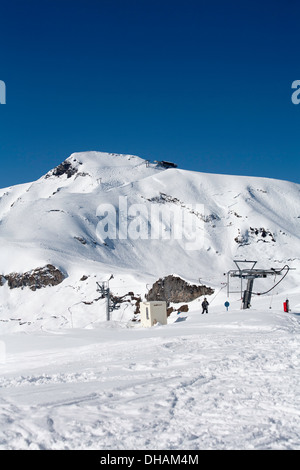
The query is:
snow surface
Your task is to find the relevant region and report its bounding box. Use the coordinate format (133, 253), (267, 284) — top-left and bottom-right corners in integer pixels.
(1, 151), (300, 449)
(1, 296), (300, 450)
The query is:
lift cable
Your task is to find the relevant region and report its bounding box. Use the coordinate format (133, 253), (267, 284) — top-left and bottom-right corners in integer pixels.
(252, 265), (290, 296)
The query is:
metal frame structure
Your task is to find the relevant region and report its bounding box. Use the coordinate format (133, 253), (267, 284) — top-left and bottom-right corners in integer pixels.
(227, 260), (290, 309)
(96, 275), (118, 321)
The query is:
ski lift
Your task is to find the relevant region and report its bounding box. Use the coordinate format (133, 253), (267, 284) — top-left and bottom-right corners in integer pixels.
(226, 260), (291, 309)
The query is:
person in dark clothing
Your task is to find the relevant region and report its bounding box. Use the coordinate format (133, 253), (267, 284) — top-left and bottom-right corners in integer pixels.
(201, 298), (209, 314)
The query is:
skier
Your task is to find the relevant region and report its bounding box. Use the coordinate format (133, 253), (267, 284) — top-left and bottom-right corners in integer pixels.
(201, 298), (209, 314)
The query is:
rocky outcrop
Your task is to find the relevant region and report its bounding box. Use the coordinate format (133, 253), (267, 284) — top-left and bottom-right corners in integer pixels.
(249, 227), (276, 242)
(3, 264), (66, 291)
(143, 192), (220, 224)
(46, 161), (78, 179)
(234, 226), (276, 246)
(146, 275), (214, 304)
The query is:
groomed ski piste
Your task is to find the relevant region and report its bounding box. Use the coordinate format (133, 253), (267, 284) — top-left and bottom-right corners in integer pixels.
(0, 151), (300, 450)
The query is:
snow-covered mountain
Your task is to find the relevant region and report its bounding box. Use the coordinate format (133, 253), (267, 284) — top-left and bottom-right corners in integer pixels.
(1, 151), (300, 332)
(1, 151), (300, 451)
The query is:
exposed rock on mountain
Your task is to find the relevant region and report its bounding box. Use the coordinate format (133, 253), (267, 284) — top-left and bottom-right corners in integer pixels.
(146, 275), (214, 304)
(3, 265), (65, 291)
(46, 160), (78, 179)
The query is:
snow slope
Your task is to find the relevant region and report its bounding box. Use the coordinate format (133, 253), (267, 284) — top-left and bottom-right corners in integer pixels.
(1, 151), (300, 450)
(1, 151), (300, 332)
(1, 298), (300, 450)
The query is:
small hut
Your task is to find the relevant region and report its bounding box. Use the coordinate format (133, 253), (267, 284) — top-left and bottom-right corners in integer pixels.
(140, 301), (167, 327)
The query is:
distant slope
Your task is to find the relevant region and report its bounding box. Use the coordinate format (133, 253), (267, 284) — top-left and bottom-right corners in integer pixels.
(1, 151), (300, 332)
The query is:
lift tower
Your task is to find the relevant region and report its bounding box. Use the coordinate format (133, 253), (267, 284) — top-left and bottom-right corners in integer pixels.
(227, 260), (289, 309)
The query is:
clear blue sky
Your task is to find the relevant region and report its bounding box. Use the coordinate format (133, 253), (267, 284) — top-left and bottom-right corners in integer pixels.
(1, 0), (300, 188)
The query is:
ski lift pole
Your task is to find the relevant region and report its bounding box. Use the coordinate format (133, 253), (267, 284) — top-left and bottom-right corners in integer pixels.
(96, 280), (111, 321)
(106, 285), (110, 321)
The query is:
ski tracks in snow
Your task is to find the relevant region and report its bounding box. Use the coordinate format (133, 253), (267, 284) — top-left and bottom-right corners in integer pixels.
(0, 324), (300, 449)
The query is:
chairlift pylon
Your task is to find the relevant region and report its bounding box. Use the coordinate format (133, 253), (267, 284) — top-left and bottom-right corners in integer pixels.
(226, 260), (291, 309)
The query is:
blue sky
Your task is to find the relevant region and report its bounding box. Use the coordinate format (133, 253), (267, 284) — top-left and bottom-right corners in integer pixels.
(1, 0), (300, 188)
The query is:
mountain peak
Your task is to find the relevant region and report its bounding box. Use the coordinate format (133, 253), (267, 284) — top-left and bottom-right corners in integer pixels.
(65, 151), (147, 170)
